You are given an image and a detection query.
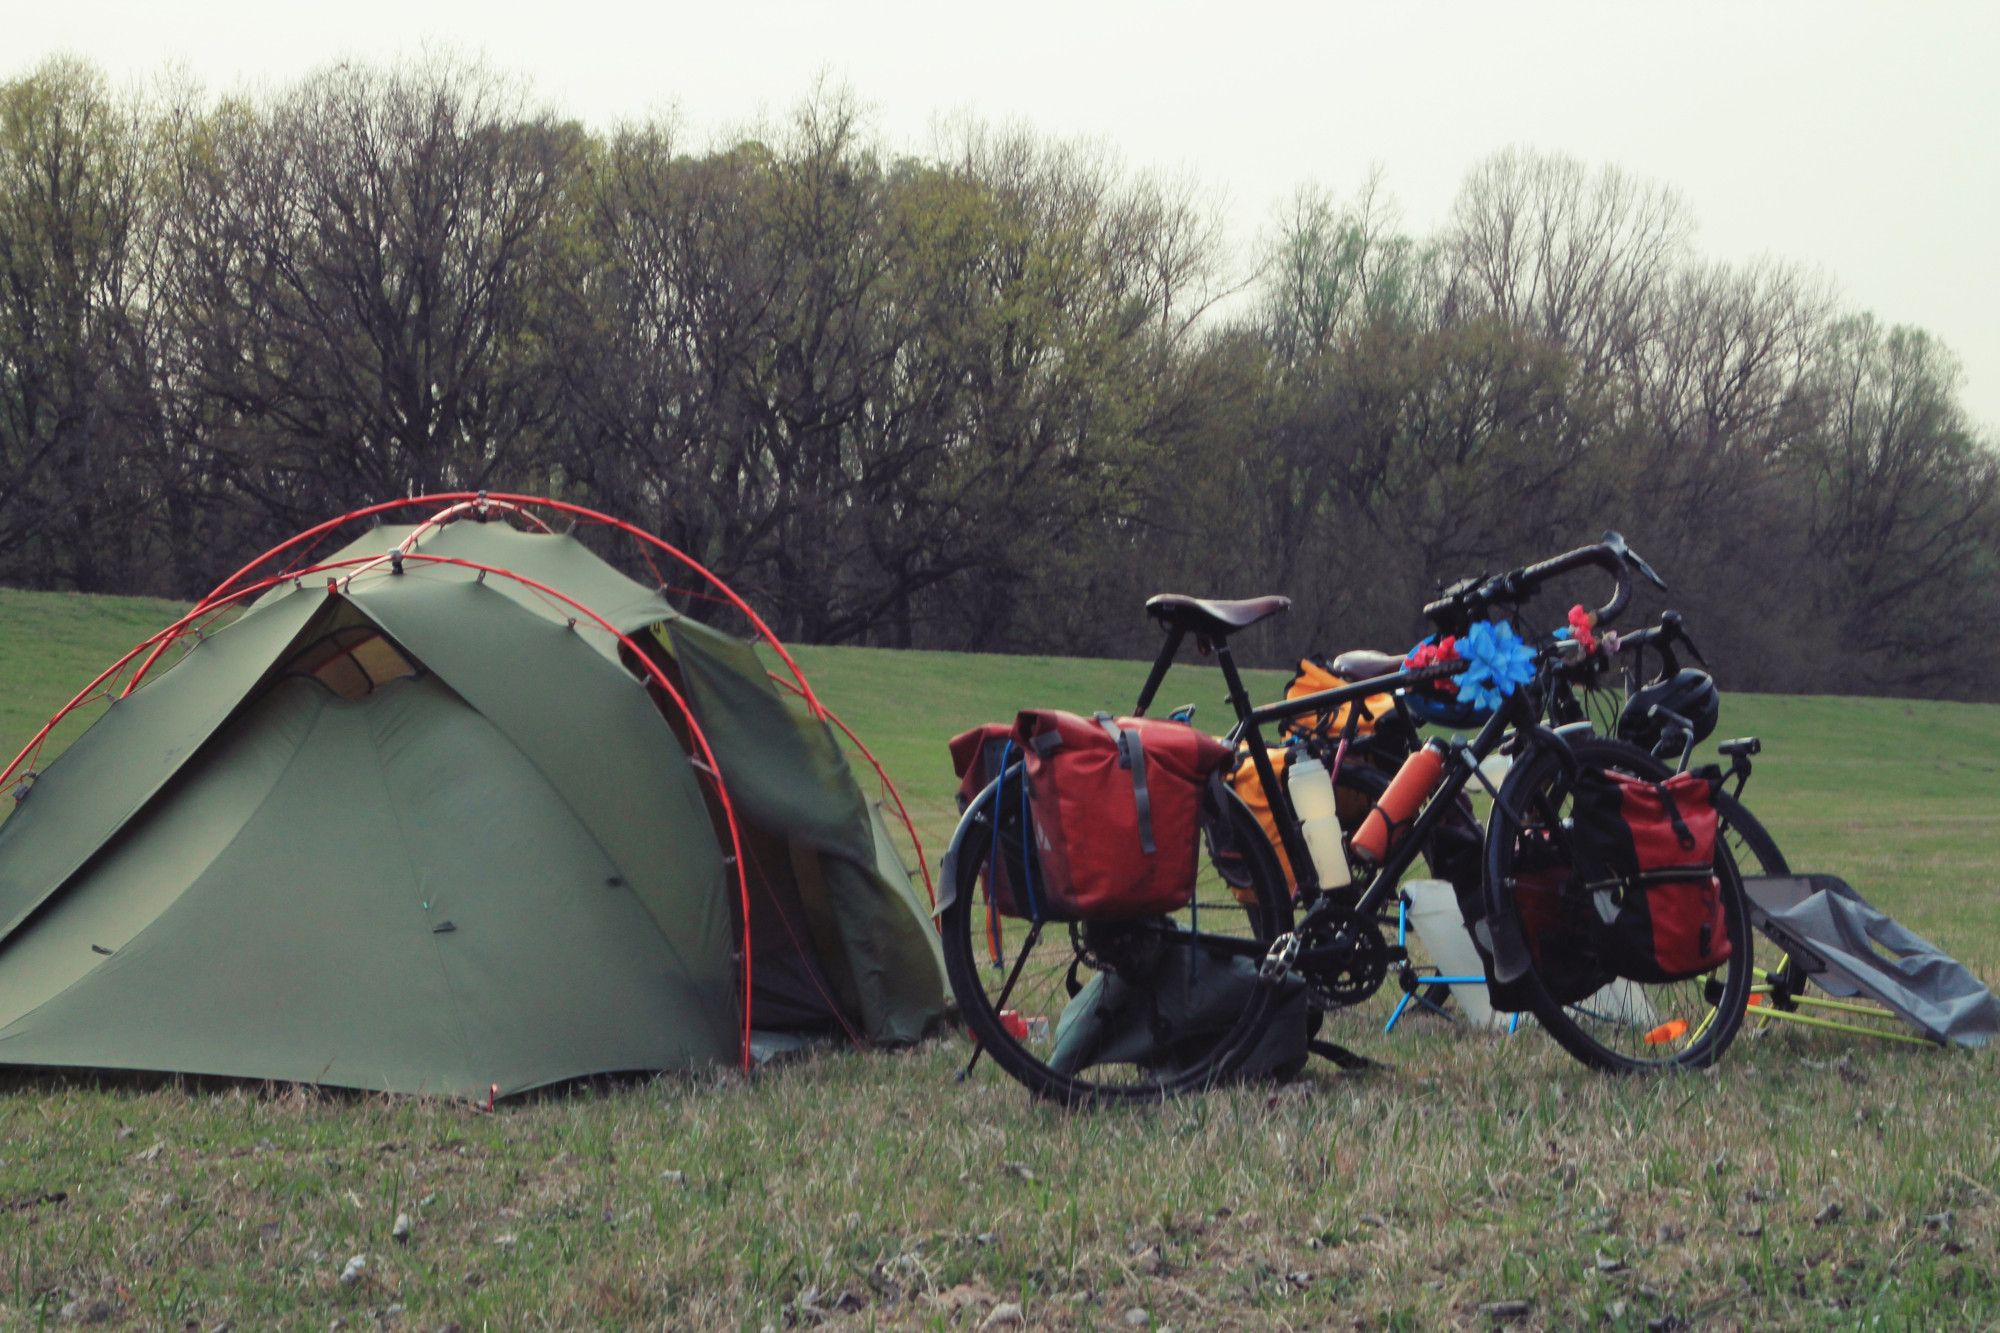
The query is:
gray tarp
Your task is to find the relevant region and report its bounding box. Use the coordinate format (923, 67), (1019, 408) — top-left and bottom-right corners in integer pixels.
(1746, 875), (1999, 1049)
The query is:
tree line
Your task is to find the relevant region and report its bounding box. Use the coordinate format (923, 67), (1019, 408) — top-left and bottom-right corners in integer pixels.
(3, 56), (1996, 699)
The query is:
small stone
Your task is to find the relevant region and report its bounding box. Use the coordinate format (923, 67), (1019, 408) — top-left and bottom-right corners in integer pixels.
(391, 1212), (412, 1243)
(1123, 1309), (1150, 1328)
(980, 1303), (1024, 1329)
(1813, 1201), (1843, 1227)
(1595, 1253), (1627, 1274)
(1480, 1299), (1531, 1318)
(659, 1170), (685, 1185)
(338, 1254), (367, 1285)
(1284, 1271), (1314, 1288)
(974, 1232), (997, 1246)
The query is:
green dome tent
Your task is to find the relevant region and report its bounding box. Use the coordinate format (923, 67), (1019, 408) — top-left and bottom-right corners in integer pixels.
(0, 499), (945, 1097)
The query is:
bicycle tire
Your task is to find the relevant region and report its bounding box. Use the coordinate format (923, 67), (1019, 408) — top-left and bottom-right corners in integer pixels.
(1484, 735), (1754, 1072)
(939, 775), (1294, 1104)
(1707, 789), (1812, 1028)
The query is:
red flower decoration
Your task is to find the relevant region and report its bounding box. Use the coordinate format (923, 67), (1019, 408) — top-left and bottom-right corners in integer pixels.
(1404, 635), (1461, 694)
(1567, 604), (1599, 656)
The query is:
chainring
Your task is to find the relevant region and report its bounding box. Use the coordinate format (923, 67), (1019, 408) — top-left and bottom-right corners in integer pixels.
(1300, 916), (1393, 1010)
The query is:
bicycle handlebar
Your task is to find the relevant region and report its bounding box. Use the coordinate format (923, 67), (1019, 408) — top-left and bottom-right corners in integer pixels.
(1422, 530), (1666, 633)
(1611, 608), (1707, 674)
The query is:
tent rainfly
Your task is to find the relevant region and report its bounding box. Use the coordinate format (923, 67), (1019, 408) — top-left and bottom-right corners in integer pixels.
(0, 496), (946, 1097)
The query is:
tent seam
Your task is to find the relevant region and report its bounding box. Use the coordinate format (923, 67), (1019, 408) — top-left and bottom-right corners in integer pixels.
(362, 583), (721, 949)
(359, 690), (485, 1096)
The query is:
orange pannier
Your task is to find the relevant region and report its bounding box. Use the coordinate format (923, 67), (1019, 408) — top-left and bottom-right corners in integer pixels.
(1280, 655), (1396, 740)
(1227, 745), (1373, 897)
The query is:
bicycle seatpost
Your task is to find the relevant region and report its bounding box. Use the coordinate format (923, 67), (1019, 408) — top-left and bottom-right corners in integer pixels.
(1132, 626), (1187, 717)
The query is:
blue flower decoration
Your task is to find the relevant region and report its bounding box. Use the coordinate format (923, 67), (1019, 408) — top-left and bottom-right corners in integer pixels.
(1455, 620), (1538, 712)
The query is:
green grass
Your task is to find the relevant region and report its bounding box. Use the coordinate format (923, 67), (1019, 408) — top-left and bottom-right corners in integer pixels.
(2, 589), (1997, 1330)
(0, 588), (186, 777)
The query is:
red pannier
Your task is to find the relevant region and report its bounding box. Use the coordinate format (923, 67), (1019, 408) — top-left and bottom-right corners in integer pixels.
(949, 723), (1015, 810)
(947, 722), (1036, 917)
(1010, 710), (1233, 921)
(1499, 826), (1612, 1008)
(1571, 767), (1732, 983)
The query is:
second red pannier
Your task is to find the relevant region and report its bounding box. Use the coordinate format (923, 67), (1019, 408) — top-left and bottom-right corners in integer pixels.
(1010, 709), (1233, 921)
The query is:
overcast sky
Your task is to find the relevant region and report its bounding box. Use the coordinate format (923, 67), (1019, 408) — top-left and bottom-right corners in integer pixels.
(16, 0), (1999, 428)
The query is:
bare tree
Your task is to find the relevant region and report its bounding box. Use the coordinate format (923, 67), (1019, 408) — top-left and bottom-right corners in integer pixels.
(161, 57), (583, 526)
(0, 59), (158, 590)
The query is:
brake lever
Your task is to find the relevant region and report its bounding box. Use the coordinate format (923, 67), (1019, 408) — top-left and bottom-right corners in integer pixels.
(1676, 623), (1708, 668)
(1603, 530), (1668, 591)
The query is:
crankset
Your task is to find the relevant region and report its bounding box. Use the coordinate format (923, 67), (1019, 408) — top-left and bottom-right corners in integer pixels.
(1295, 915), (1397, 1009)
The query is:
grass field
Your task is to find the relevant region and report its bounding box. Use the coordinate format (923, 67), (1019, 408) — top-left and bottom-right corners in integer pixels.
(2, 589), (1997, 1330)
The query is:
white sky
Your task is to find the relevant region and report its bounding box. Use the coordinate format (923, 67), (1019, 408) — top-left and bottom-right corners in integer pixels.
(14, 0), (2000, 429)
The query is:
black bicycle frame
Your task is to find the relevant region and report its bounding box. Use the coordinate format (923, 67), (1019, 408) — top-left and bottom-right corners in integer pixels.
(1129, 625), (1526, 942)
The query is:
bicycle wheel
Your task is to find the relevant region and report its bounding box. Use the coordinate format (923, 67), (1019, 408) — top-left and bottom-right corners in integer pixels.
(939, 772), (1294, 1103)
(1705, 791), (1808, 1034)
(1484, 736), (1754, 1072)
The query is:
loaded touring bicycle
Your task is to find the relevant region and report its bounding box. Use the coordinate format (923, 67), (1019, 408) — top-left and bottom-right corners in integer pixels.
(939, 535), (1767, 1102)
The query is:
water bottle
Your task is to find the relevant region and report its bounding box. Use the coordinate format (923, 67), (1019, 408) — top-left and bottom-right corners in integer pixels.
(1285, 754), (1351, 889)
(1351, 741), (1448, 863)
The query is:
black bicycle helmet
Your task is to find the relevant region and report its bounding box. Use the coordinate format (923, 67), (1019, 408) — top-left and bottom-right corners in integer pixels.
(1616, 669), (1719, 754)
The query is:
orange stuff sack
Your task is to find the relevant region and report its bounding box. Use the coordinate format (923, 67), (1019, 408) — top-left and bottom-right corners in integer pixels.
(1227, 746), (1375, 897)
(1281, 655), (1395, 740)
